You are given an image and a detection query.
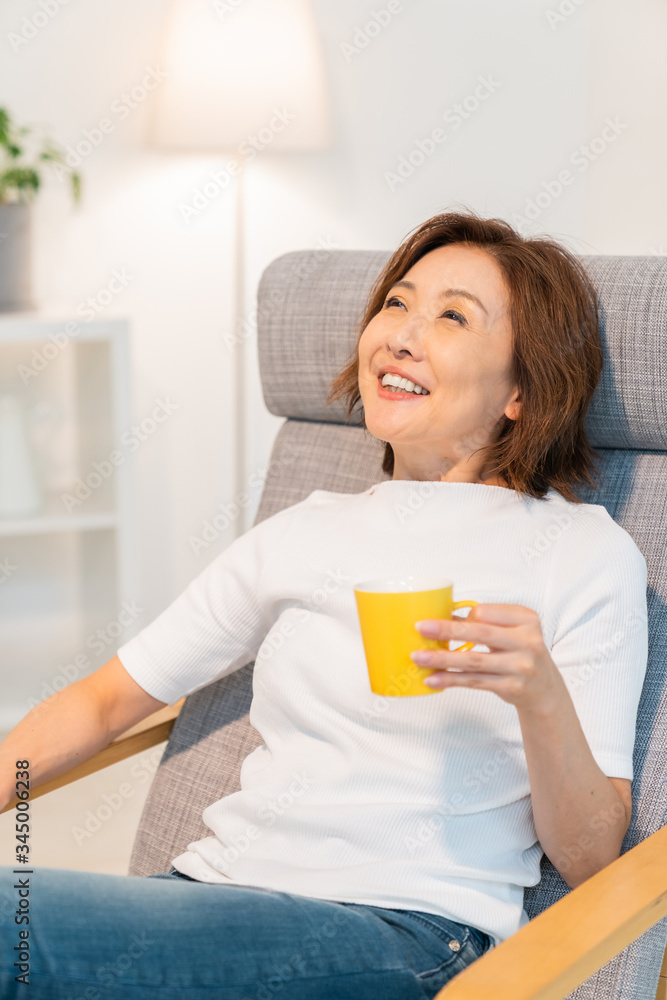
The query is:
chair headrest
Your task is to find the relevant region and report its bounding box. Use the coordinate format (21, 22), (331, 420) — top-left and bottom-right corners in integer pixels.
(257, 250), (667, 450)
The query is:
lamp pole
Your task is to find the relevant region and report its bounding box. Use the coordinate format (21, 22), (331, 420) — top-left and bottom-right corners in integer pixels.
(232, 159), (246, 539)
(150, 0), (331, 539)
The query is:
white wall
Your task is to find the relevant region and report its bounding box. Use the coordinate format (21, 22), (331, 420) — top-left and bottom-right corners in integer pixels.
(0, 0), (665, 649)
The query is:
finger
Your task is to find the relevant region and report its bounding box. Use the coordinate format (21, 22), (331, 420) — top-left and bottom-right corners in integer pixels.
(423, 669), (509, 691)
(465, 603), (540, 626)
(411, 649), (518, 673)
(415, 619), (517, 651)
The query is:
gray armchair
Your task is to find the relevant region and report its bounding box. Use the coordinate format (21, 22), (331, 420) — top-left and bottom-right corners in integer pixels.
(8, 250), (667, 999)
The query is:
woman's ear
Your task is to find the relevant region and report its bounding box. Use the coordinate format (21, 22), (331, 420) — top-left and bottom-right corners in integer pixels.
(505, 389), (521, 422)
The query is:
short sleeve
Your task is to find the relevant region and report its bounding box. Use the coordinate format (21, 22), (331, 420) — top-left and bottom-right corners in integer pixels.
(116, 504), (298, 706)
(546, 512), (648, 780)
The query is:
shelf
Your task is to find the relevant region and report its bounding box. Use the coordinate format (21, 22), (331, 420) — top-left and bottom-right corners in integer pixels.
(0, 316), (135, 735)
(0, 315), (128, 343)
(0, 510), (118, 537)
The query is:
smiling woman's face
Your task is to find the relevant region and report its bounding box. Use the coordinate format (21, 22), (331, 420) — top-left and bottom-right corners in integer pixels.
(357, 243), (522, 484)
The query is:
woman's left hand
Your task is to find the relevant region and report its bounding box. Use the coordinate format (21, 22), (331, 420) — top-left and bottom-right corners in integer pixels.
(411, 604), (563, 712)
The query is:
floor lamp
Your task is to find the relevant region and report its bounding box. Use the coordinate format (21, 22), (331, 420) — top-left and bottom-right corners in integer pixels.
(149, 0), (331, 536)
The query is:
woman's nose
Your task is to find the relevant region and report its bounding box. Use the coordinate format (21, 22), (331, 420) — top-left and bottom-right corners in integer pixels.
(389, 313), (426, 353)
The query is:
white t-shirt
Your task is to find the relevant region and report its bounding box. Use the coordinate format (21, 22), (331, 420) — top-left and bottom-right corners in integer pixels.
(116, 480), (648, 945)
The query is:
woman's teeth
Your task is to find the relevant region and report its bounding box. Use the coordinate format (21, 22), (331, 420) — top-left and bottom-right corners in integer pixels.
(380, 374), (429, 395)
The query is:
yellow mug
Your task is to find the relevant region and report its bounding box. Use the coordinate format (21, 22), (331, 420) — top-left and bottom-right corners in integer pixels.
(354, 577), (478, 697)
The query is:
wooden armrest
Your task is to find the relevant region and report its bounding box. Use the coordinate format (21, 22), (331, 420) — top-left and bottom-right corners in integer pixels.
(659, 949), (667, 1000)
(0, 699), (185, 815)
(435, 823), (667, 1000)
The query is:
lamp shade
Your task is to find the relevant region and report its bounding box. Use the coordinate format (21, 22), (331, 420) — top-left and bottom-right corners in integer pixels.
(150, 0), (331, 152)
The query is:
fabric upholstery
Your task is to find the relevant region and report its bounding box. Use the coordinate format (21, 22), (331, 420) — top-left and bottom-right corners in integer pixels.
(129, 250), (667, 1000)
(256, 250), (667, 451)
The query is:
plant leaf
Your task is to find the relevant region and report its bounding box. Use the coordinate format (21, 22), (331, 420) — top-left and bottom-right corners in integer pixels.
(0, 167), (40, 203)
(0, 109), (81, 206)
(0, 108), (11, 148)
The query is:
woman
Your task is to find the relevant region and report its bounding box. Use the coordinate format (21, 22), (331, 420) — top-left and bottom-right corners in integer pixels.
(0, 211), (648, 999)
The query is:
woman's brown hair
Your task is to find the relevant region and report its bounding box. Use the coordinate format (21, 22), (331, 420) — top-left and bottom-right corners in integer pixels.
(325, 210), (604, 503)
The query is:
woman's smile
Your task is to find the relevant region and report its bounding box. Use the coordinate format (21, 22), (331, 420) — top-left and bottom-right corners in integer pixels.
(376, 375), (431, 401)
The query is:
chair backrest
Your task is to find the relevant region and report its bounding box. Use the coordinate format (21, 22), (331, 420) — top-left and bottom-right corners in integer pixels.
(129, 250), (667, 1000)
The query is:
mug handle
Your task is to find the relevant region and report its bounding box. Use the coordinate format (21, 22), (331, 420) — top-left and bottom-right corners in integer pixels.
(450, 599), (478, 653)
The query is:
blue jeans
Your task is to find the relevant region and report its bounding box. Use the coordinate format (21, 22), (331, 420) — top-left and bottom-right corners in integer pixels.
(0, 865), (491, 998)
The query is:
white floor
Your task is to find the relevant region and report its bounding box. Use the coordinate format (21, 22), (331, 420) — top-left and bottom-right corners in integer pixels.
(0, 741), (167, 874)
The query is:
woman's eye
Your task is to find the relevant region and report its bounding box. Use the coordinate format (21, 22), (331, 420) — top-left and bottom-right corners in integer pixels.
(442, 309), (466, 325)
(382, 299), (465, 323)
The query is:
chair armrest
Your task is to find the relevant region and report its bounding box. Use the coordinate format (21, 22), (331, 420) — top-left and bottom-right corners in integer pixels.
(435, 823), (667, 1000)
(658, 949), (667, 1000)
(0, 699), (185, 815)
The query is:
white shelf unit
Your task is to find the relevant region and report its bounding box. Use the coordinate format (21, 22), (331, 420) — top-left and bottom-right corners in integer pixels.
(0, 316), (135, 734)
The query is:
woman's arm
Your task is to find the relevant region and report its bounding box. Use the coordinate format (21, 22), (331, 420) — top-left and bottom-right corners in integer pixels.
(411, 604), (634, 888)
(0, 655), (166, 812)
(515, 677), (631, 887)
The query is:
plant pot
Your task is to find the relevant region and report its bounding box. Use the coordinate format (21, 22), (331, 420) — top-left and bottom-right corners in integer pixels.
(0, 202), (34, 311)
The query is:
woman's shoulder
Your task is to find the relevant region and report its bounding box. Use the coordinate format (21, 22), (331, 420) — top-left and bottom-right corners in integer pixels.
(256, 485), (369, 527)
(297, 485), (375, 507)
(543, 489), (646, 570)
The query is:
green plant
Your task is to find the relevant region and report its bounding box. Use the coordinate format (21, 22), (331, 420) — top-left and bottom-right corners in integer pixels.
(0, 106), (81, 206)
